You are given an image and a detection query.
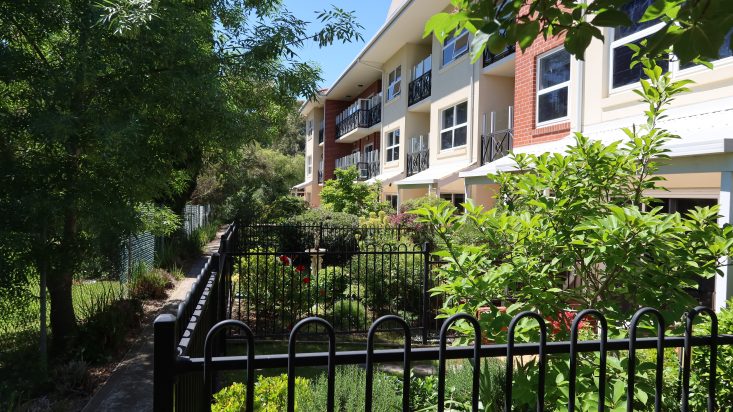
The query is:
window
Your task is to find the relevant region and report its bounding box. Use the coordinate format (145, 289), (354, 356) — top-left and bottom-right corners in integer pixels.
(442, 30), (469, 66)
(387, 66), (401, 101)
(610, 0), (668, 89)
(386, 194), (398, 210)
(440, 102), (468, 150)
(412, 56), (432, 80)
(680, 28), (733, 70)
(306, 119), (313, 136)
(306, 155), (312, 176)
(440, 193), (465, 213)
(536, 48), (571, 125)
(385, 129), (400, 162)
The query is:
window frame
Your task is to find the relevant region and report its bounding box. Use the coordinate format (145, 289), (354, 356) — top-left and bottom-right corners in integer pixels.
(306, 119), (313, 136)
(609, 21), (666, 92)
(535, 47), (572, 127)
(386, 194), (398, 210)
(385, 129), (400, 163)
(306, 155), (312, 176)
(440, 101), (468, 151)
(387, 66), (402, 101)
(412, 55), (432, 80)
(442, 30), (469, 67)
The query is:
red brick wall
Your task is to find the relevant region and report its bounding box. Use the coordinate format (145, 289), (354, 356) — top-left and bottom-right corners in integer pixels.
(323, 100), (352, 180)
(513, 34), (571, 148)
(323, 79), (383, 180)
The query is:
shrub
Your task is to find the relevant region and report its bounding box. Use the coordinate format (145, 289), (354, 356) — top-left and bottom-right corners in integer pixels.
(302, 366), (401, 412)
(351, 250), (425, 316)
(285, 209), (360, 264)
(212, 375), (311, 412)
(262, 195), (309, 222)
(129, 267), (173, 300)
(327, 300), (369, 330)
(689, 299), (733, 409)
(77, 298), (143, 362)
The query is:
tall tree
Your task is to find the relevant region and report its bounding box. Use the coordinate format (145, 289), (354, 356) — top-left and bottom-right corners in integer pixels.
(0, 0), (362, 350)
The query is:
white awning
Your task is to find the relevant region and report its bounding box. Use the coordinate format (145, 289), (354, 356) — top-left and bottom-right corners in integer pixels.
(365, 169), (404, 185)
(460, 137), (574, 178)
(463, 100), (733, 179)
(292, 180), (311, 190)
(397, 160), (475, 186)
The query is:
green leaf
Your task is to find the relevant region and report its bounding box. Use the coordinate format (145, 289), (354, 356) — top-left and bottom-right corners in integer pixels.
(592, 9), (632, 27)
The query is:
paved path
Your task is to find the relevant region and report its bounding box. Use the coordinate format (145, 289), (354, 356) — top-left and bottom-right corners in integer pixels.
(82, 228), (228, 412)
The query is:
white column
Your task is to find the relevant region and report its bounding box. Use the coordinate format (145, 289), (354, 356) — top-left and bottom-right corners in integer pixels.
(716, 171), (733, 311)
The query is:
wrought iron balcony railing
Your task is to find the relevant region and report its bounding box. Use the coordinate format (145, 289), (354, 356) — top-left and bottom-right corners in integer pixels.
(335, 103), (381, 138)
(336, 150), (380, 180)
(408, 70), (431, 107)
(480, 129), (513, 165)
(406, 149), (429, 177)
(483, 44), (516, 67)
(335, 152), (361, 170)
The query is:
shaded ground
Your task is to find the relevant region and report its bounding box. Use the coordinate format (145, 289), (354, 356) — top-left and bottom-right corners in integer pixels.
(82, 228), (227, 412)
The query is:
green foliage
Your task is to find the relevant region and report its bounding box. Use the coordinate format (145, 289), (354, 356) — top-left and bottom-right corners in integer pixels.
(320, 166), (386, 217)
(424, 0), (733, 63)
(212, 375), (312, 412)
(135, 203), (181, 236)
(76, 298), (144, 363)
(0, 0), (364, 349)
(327, 299), (370, 330)
(302, 366), (402, 412)
(415, 62), (733, 408)
(689, 299), (733, 409)
(129, 266), (173, 300)
(263, 196), (309, 223)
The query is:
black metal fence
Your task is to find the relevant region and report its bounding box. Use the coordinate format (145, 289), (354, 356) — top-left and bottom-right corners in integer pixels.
(155, 303), (732, 411)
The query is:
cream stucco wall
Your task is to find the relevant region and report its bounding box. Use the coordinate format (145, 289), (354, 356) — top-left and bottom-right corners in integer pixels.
(466, 182), (499, 209)
(582, 30), (733, 126)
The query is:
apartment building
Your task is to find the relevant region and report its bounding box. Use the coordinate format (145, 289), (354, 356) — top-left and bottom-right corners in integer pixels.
(295, 0), (515, 210)
(294, 0), (733, 308)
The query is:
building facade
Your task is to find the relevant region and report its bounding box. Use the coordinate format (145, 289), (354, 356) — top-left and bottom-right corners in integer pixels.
(292, 0), (733, 309)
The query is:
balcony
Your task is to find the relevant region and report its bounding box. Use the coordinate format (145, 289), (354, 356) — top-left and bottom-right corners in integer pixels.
(483, 44), (516, 67)
(480, 129), (513, 165)
(406, 148), (429, 177)
(335, 101), (382, 143)
(408, 70), (431, 108)
(335, 150), (380, 181)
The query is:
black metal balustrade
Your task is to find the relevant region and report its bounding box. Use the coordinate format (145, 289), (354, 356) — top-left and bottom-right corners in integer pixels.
(406, 148), (429, 176)
(483, 44), (516, 67)
(408, 70), (431, 107)
(335, 103), (382, 138)
(481, 129), (513, 165)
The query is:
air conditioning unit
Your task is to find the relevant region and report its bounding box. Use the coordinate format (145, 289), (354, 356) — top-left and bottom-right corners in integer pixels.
(357, 162), (370, 180)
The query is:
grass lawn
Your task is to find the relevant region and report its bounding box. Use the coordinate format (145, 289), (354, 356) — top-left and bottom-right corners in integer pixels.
(0, 280), (126, 344)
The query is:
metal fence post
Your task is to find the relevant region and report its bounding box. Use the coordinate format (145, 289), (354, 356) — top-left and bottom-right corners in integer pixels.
(154, 314), (177, 412)
(422, 242), (431, 345)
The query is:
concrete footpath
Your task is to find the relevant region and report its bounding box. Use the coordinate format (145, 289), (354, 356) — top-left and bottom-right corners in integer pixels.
(82, 228), (227, 412)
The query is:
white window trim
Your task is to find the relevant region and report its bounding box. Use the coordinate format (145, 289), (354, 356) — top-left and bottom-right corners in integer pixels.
(608, 22), (666, 93)
(442, 30), (469, 67)
(440, 102), (468, 151)
(385, 129), (400, 163)
(387, 66), (402, 101)
(535, 47), (571, 127)
(306, 155), (312, 176)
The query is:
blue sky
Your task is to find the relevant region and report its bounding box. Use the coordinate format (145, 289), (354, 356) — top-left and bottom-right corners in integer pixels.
(283, 0), (392, 90)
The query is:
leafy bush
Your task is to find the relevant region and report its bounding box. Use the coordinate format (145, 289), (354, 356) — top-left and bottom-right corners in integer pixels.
(77, 298), (143, 362)
(302, 366), (401, 412)
(320, 166), (386, 216)
(689, 299), (733, 409)
(212, 375), (312, 412)
(327, 299), (369, 330)
(285, 209), (360, 264)
(129, 266), (173, 300)
(351, 250), (425, 316)
(262, 195), (309, 222)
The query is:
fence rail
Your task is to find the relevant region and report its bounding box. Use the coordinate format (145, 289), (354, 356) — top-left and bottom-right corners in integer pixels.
(155, 305), (732, 412)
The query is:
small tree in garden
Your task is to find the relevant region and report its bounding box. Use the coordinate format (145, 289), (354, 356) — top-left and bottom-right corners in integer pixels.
(414, 60), (733, 409)
(320, 166), (386, 216)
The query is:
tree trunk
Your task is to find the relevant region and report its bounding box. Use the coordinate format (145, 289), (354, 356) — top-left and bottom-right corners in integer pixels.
(47, 210), (79, 352)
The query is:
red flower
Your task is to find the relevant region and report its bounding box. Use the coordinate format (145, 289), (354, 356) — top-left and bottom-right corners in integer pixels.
(278, 255), (291, 266)
(295, 264), (306, 273)
(302, 277), (311, 284)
